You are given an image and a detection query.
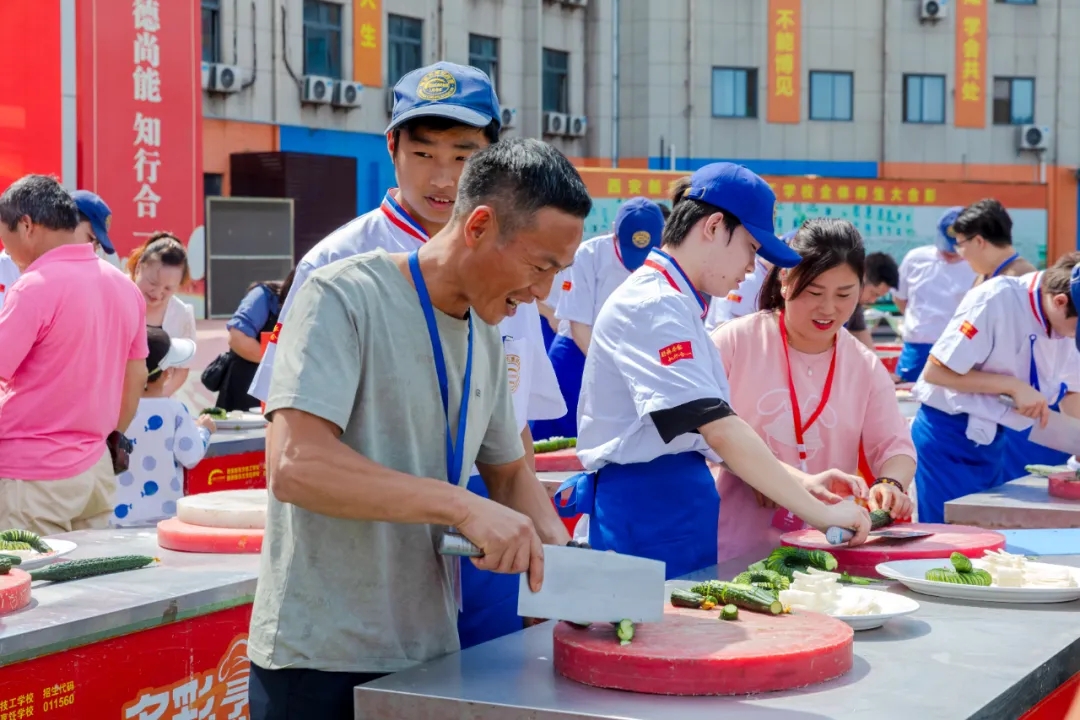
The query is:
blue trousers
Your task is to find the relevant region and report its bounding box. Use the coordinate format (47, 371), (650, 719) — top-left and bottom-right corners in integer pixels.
(556, 452), (719, 580)
(531, 334), (585, 441)
(896, 342), (933, 382)
(912, 405), (1006, 523)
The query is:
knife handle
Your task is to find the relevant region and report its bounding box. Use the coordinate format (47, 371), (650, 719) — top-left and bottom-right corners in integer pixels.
(438, 533), (484, 557)
(826, 527), (854, 545)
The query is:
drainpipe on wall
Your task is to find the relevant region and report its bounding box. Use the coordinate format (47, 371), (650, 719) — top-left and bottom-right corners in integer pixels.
(685, 0), (694, 170)
(437, 0), (444, 60)
(879, 1), (888, 179)
(537, 0), (544, 140)
(611, 0), (620, 168)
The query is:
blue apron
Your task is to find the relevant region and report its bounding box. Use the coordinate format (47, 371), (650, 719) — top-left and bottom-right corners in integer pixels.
(457, 474), (522, 649)
(896, 342), (933, 382)
(531, 334), (585, 440)
(555, 451), (719, 580)
(912, 405), (1006, 523)
(540, 315), (557, 353)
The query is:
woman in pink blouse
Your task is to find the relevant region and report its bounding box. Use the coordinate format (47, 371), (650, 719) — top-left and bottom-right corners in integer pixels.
(711, 218), (916, 563)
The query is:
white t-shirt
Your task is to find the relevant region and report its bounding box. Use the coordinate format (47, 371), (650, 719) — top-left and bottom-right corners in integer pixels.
(912, 272), (1080, 433)
(160, 296), (197, 367)
(576, 249), (729, 470)
(0, 251), (21, 311)
(704, 259), (769, 332)
(555, 234), (632, 329)
(111, 397), (211, 527)
(894, 245), (977, 344)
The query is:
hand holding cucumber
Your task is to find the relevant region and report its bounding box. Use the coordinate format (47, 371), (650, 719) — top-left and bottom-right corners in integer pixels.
(455, 495), (546, 592)
(813, 502), (871, 547)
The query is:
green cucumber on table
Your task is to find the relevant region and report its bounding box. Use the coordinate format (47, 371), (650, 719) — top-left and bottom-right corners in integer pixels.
(764, 547), (838, 579)
(670, 588), (708, 608)
(869, 509), (894, 530)
(0, 558), (13, 575)
(690, 581), (783, 615)
(731, 569), (790, 594)
(0, 528), (51, 553)
(532, 437), (576, 454)
(29, 555), (157, 583)
(0, 554), (22, 566)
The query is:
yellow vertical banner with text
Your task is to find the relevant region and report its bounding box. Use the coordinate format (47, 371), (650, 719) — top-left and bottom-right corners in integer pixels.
(767, 0), (801, 124)
(353, 0), (382, 87)
(954, 0), (987, 128)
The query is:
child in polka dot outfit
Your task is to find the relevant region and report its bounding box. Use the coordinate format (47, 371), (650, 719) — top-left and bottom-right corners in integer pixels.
(111, 327), (216, 527)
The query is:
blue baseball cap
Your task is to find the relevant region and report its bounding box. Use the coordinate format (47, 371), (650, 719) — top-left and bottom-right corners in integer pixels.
(1070, 265), (1080, 351)
(386, 62), (501, 134)
(935, 206), (965, 253)
(70, 190), (115, 254)
(614, 197), (665, 271)
(683, 163), (801, 269)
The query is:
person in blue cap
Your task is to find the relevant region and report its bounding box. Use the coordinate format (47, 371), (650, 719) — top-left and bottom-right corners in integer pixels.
(892, 207), (977, 382)
(71, 190), (116, 256)
(532, 197), (665, 441)
(556, 162), (871, 578)
(910, 251), (1080, 523)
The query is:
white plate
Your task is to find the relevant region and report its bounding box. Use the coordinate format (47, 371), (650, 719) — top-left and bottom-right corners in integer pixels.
(876, 558), (1080, 604)
(827, 587), (920, 630)
(214, 411), (267, 430)
(5, 539), (77, 570)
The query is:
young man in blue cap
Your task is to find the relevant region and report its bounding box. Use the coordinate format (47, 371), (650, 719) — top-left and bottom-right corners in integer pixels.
(911, 252), (1080, 522)
(892, 207), (977, 382)
(558, 162), (871, 578)
(532, 197), (665, 441)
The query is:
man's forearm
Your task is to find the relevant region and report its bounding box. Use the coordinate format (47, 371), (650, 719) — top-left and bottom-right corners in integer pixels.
(1060, 392), (1080, 420)
(923, 357), (1021, 397)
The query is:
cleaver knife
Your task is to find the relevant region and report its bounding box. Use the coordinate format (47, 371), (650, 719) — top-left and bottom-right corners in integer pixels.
(438, 533), (666, 624)
(999, 395), (1080, 455)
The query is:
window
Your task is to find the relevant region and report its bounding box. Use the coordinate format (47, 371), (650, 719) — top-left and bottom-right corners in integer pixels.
(711, 67), (757, 118)
(903, 74), (946, 124)
(388, 15), (423, 86)
(302, 1), (342, 78)
(809, 71), (853, 121)
(469, 35), (499, 92)
(542, 49), (569, 113)
(201, 0), (220, 64)
(993, 77), (1035, 125)
(204, 173), (224, 198)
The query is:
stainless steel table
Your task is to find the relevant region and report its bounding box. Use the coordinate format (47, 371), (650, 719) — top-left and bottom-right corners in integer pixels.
(355, 551), (1080, 719)
(946, 475), (1080, 530)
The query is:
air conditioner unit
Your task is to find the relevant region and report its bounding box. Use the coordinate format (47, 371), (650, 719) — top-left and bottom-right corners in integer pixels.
(302, 75), (333, 104)
(209, 63), (243, 93)
(566, 115), (588, 137)
(500, 107), (518, 129)
(920, 0), (945, 21)
(543, 112), (569, 136)
(1018, 124), (1051, 151)
(385, 87), (397, 114)
(333, 81), (363, 108)
(200, 62), (212, 90)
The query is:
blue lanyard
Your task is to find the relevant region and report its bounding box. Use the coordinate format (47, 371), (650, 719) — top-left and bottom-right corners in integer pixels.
(408, 251), (473, 486)
(990, 253), (1020, 279)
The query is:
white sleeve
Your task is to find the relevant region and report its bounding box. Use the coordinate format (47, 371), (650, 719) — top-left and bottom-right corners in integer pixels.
(173, 408), (211, 469)
(1058, 346), (1080, 394)
(556, 247), (598, 325)
(248, 260), (315, 402)
(526, 328), (567, 423)
(611, 296), (728, 417)
(928, 296), (995, 375)
(894, 252), (913, 301)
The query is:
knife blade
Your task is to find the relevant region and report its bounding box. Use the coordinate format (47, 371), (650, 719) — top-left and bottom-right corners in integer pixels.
(999, 395), (1080, 455)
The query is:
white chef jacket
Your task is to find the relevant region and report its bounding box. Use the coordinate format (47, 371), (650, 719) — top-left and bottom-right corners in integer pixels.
(912, 272), (1080, 438)
(894, 245), (977, 345)
(704, 259), (769, 332)
(498, 302), (567, 433)
(577, 249), (730, 470)
(544, 269), (572, 338)
(555, 234), (632, 328)
(0, 251), (21, 311)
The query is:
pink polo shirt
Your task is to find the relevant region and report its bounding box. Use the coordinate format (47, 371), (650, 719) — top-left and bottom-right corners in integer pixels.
(711, 311), (916, 563)
(0, 244), (148, 480)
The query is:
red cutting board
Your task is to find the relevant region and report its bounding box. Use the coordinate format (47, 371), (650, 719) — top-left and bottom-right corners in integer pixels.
(781, 523), (1006, 578)
(535, 447), (583, 472)
(0, 568), (31, 615)
(1048, 473), (1080, 500)
(553, 605), (853, 696)
(156, 517), (263, 554)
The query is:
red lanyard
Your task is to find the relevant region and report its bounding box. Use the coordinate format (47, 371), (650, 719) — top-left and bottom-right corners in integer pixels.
(778, 311), (838, 472)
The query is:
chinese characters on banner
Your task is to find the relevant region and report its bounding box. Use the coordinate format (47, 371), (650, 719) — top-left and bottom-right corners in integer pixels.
(955, 0), (987, 128)
(353, 0), (382, 87)
(76, 0), (202, 260)
(767, 0), (801, 124)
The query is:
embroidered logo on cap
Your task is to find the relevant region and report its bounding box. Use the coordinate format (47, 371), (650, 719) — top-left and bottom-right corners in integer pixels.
(105, 214), (112, 230)
(269, 322), (283, 344)
(659, 341), (694, 366)
(631, 230), (651, 249)
(416, 70), (458, 101)
(561, 280), (572, 291)
(959, 320), (978, 339)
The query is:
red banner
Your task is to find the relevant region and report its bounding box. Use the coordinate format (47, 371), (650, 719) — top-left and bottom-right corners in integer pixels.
(185, 450), (267, 495)
(76, 0), (203, 260)
(0, 604), (251, 720)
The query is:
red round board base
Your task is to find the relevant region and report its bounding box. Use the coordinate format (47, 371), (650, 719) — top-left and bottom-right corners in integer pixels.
(157, 517), (264, 554)
(781, 523), (1006, 578)
(553, 607), (853, 696)
(0, 569), (32, 615)
(535, 448), (583, 473)
(1049, 473), (1080, 500)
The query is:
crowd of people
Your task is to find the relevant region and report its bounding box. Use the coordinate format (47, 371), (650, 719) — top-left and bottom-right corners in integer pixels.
(3, 59), (1080, 720)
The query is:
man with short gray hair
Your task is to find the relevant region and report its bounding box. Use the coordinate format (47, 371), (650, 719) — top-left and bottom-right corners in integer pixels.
(248, 139), (592, 719)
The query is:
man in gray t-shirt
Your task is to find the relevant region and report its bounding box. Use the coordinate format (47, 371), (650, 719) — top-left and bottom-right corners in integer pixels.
(247, 138), (593, 719)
